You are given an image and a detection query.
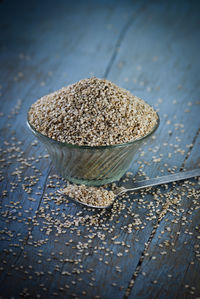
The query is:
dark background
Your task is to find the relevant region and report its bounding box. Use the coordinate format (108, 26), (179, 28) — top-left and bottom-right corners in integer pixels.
(0, 0), (200, 298)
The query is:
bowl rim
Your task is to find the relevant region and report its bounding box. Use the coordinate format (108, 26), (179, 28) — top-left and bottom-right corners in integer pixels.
(27, 107), (160, 150)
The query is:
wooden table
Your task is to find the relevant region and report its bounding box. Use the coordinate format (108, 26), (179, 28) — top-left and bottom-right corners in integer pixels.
(0, 0), (200, 298)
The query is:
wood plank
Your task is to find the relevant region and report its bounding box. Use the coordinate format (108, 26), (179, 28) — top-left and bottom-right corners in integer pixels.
(128, 145), (200, 298)
(182, 131), (200, 170)
(0, 0), (200, 298)
(117, 1), (200, 298)
(0, 0), (149, 298)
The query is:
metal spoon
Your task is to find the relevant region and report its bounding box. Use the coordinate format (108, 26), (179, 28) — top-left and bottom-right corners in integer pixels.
(57, 169), (200, 209)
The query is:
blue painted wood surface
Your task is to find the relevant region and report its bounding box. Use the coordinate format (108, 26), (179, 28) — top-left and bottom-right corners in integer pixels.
(0, 0), (200, 298)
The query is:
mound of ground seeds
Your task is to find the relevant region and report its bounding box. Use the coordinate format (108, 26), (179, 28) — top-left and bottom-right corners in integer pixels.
(28, 77), (158, 146)
(61, 184), (115, 207)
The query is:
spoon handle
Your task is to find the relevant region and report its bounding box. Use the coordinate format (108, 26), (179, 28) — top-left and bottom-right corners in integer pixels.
(120, 169), (200, 194)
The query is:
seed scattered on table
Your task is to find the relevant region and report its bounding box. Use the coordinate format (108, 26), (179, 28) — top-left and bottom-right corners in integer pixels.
(1, 100), (200, 298)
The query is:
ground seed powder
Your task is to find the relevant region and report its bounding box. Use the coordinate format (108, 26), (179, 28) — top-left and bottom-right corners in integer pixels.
(28, 77), (158, 146)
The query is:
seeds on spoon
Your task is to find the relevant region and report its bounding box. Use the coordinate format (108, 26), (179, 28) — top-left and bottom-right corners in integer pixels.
(61, 184), (115, 207)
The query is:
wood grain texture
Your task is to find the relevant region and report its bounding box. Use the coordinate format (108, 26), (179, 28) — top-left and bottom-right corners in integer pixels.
(0, 0), (200, 298)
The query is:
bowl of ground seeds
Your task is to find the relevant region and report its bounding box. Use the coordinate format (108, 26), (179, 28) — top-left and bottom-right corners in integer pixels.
(27, 77), (159, 186)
